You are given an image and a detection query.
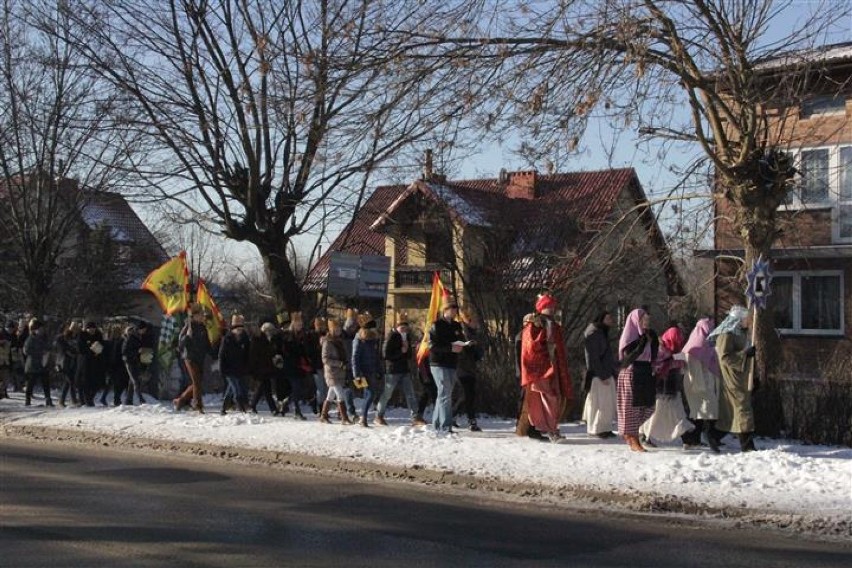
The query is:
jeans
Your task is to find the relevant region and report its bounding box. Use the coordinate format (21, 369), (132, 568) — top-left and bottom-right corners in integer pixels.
(360, 374), (380, 419)
(224, 374), (247, 406)
(313, 371), (328, 404)
(377, 372), (418, 418)
(344, 387), (357, 416)
(325, 385), (345, 402)
(430, 366), (456, 431)
(123, 361), (145, 405)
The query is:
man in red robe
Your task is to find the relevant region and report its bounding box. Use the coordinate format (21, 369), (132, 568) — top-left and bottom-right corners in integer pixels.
(520, 293), (573, 442)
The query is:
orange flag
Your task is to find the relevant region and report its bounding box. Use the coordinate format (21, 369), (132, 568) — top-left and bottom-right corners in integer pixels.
(416, 272), (445, 366)
(141, 251), (190, 315)
(196, 278), (225, 344)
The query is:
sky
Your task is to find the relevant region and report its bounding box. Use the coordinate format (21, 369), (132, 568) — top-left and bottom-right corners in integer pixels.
(1, 393), (849, 537)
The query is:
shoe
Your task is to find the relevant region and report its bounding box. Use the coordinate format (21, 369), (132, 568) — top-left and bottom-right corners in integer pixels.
(411, 416), (427, 426)
(294, 412), (307, 421)
(593, 431), (616, 439)
(682, 443), (702, 450)
(172, 398), (182, 412)
(640, 434), (657, 448)
(451, 420), (460, 429)
(374, 415), (388, 426)
(528, 428), (545, 441)
(220, 408), (227, 416)
(359, 416), (369, 428)
(469, 422), (482, 432)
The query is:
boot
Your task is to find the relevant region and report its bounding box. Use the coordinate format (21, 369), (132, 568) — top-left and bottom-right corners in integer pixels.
(625, 434), (646, 452)
(293, 406), (307, 421)
(319, 401), (331, 424)
(374, 415), (388, 426)
(704, 421), (720, 453)
(337, 403), (352, 425)
(359, 415), (369, 428)
(738, 432), (756, 453)
(411, 415), (427, 426)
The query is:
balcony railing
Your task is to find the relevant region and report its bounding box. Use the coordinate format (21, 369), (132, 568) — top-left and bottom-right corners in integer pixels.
(393, 266), (452, 288)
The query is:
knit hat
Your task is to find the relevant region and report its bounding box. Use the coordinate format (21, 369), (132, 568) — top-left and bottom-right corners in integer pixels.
(230, 314), (245, 328)
(535, 293), (557, 314)
(357, 311), (376, 329)
(396, 312), (409, 326)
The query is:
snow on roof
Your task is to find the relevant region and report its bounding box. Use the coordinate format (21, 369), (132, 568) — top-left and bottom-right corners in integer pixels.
(426, 181), (492, 227)
(754, 41), (852, 72)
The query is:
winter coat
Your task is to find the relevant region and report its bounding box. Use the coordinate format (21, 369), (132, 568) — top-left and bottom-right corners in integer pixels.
(23, 331), (50, 374)
(428, 317), (465, 369)
(249, 333), (279, 379)
(303, 330), (324, 372)
(352, 328), (382, 379)
(280, 330), (306, 378)
(383, 329), (413, 375)
(520, 315), (574, 404)
(715, 332), (755, 433)
(77, 329), (107, 385)
(583, 323), (618, 390)
(456, 325), (483, 379)
(219, 331), (251, 378)
(321, 334), (348, 387)
(178, 321), (211, 366)
(122, 333), (142, 367)
(53, 332), (78, 373)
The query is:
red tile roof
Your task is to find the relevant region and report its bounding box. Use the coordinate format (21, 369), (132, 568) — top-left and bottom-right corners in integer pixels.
(305, 168), (680, 294)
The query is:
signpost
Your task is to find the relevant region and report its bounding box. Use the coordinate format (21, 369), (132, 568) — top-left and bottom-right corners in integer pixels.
(745, 255), (773, 391)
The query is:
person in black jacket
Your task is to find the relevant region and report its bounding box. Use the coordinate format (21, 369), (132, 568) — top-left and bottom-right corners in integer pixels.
(219, 315), (251, 414)
(23, 319), (52, 407)
(121, 325), (146, 405)
(78, 321), (107, 407)
(428, 293), (466, 433)
(54, 322), (80, 407)
(375, 313), (419, 426)
(582, 311), (619, 438)
(455, 308), (484, 431)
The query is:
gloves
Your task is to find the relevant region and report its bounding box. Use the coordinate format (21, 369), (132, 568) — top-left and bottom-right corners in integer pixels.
(744, 346), (756, 358)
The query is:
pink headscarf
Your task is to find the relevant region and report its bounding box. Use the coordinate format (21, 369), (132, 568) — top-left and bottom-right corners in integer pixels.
(618, 308), (651, 362)
(656, 326), (685, 376)
(683, 318), (719, 376)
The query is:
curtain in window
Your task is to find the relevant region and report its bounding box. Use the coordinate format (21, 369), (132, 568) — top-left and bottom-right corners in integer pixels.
(801, 275), (841, 331)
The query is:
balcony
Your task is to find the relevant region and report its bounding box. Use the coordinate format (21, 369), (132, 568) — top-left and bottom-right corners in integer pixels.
(393, 265), (452, 289)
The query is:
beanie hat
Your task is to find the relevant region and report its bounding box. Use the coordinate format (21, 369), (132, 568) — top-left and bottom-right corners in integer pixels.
(535, 293), (557, 314)
(396, 312), (409, 326)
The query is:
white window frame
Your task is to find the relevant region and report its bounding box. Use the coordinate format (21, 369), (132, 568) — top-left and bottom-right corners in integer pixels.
(772, 270), (845, 336)
(782, 144), (852, 244)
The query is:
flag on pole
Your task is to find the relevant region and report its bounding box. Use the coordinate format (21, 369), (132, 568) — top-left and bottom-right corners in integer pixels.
(141, 251), (191, 315)
(416, 272), (445, 366)
(196, 278), (225, 344)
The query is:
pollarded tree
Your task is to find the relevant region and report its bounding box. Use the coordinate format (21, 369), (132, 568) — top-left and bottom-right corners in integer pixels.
(414, 0), (849, 432)
(51, 0), (480, 312)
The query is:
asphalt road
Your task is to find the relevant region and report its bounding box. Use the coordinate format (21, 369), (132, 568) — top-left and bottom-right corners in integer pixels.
(0, 437), (849, 567)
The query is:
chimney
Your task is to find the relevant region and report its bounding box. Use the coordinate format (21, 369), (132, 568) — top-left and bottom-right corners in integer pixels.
(422, 149), (433, 180)
(505, 170), (537, 199)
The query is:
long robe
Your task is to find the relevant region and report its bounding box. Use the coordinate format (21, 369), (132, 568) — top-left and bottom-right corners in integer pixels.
(520, 317), (573, 434)
(715, 332), (754, 434)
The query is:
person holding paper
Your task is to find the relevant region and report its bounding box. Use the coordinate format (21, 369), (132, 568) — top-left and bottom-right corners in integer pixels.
(428, 292), (466, 433)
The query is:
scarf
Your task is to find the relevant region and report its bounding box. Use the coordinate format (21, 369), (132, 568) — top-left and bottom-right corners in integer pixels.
(708, 305), (749, 342)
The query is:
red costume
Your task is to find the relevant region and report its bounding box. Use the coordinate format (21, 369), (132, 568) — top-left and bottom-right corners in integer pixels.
(520, 299), (573, 436)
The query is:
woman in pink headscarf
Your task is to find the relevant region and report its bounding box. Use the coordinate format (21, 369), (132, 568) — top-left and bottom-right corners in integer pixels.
(616, 308), (658, 452)
(681, 317), (721, 452)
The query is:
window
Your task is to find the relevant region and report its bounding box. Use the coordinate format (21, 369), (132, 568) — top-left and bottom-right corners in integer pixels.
(800, 149), (830, 203)
(785, 145), (852, 242)
(769, 271), (844, 335)
(800, 95), (847, 118)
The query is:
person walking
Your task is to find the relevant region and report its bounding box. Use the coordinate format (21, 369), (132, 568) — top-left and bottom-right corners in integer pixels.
(351, 311), (382, 427)
(616, 308), (659, 452)
(23, 319), (53, 407)
(455, 308), (484, 432)
(428, 293), (466, 433)
(582, 311), (618, 438)
(278, 313), (309, 420)
(304, 317), (328, 415)
(219, 315), (251, 414)
(376, 313), (419, 426)
(319, 317), (352, 424)
(121, 325), (147, 405)
(77, 321), (106, 407)
(709, 305), (757, 453)
(520, 293), (573, 443)
(173, 304), (211, 413)
(54, 322), (80, 407)
(249, 322), (282, 415)
(682, 317), (722, 452)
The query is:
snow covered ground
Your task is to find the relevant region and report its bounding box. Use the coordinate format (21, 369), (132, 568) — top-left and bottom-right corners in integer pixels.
(2, 393), (850, 534)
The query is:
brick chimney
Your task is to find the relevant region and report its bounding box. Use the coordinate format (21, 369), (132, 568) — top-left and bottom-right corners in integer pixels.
(505, 170), (537, 199)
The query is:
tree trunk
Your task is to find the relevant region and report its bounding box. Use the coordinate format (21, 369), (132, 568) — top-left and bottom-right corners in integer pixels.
(260, 247), (301, 315)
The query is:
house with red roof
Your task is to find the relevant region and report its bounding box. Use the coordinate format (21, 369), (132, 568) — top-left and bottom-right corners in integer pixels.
(306, 164), (683, 345)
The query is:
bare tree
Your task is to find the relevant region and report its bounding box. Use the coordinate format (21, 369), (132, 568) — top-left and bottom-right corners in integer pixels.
(0, 0), (142, 316)
(50, 0), (479, 312)
(412, 0), (848, 431)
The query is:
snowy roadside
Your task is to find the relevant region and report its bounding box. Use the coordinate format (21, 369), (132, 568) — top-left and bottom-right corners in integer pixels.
(1, 393), (850, 539)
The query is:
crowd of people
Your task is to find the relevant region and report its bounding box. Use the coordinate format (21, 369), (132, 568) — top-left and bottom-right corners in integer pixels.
(0, 292), (758, 453)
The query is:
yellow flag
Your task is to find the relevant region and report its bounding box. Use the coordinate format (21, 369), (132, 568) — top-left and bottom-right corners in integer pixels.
(416, 272), (444, 366)
(141, 252), (190, 315)
(196, 278), (225, 344)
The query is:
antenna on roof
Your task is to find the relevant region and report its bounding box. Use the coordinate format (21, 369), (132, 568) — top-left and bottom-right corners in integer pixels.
(498, 168), (509, 184)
